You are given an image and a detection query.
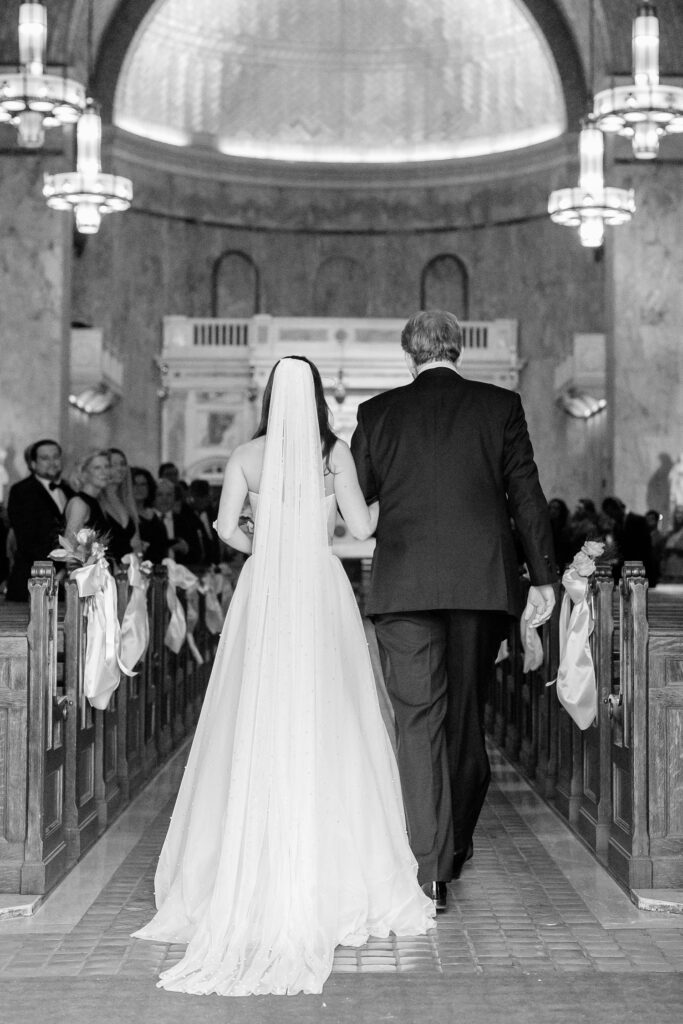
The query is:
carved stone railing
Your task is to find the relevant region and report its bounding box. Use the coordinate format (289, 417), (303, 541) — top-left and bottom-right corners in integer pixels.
(160, 314), (521, 479)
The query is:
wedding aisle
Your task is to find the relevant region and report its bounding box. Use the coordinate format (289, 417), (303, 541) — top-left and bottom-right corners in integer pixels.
(2, 740), (683, 1023)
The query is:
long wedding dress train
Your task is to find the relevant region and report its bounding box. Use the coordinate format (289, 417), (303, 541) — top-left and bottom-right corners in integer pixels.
(132, 362), (434, 996)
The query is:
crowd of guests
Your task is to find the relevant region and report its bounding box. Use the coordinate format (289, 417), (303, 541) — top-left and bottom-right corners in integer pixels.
(547, 495), (683, 586)
(3, 439), (683, 603)
(0, 438), (234, 602)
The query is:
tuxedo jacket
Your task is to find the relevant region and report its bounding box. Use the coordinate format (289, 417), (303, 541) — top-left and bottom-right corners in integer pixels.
(157, 508), (204, 566)
(6, 475), (74, 600)
(351, 368), (557, 617)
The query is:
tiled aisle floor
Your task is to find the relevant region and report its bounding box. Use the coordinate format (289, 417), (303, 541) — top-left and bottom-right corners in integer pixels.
(2, 747), (683, 1023)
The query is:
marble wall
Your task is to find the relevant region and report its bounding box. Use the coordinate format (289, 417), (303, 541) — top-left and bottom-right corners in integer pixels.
(609, 158), (683, 524)
(65, 133), (605, 503)
(0, 152), (70, 483)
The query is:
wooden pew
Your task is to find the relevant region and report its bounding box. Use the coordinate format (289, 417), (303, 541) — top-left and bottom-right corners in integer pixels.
(486, 561), (683, 896)
(0, 559), (218, 896)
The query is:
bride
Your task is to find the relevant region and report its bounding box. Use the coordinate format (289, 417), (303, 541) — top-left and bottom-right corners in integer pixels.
(133, 355), (435, 996)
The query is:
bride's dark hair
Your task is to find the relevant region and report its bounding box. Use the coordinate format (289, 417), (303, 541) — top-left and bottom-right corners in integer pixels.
(253, 355), (338, 466)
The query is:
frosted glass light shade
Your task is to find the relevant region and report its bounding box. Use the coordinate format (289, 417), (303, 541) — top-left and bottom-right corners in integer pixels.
(18, 3), (46, 75)
(633, 4), (659, 87)
(0, 2), (85, 146)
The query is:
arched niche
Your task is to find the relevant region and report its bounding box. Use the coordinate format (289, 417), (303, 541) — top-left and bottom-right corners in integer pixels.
(312, 256), (368, 318)
(211, 251), (260, 317)
(421, 255), (469, 319)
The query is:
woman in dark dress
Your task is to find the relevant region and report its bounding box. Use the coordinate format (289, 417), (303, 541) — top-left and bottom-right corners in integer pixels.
(131, 466), (168, 564)
(101, 448), (141, 564)
(64, 450), (112, 543)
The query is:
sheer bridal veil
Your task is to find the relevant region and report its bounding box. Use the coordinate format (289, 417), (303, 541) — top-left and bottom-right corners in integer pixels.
(137, 356), (433, 995)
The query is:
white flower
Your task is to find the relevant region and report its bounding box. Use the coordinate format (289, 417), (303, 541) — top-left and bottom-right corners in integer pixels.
(573, 551), (596, 577)
(581, 540), (604, 559)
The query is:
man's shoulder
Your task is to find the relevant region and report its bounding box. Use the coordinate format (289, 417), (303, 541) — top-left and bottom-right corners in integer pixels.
(460, 376), (518, 403)
(358, 381), (414, 418)
(9, 474), (40, 500)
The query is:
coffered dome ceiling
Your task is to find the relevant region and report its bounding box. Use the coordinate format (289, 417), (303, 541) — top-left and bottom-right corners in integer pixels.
(114, 0), (566, 163)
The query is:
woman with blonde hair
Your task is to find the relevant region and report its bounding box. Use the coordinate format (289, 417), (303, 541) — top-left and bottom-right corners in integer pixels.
(100, 447), (142, 563)
(64, 449), (111, 543)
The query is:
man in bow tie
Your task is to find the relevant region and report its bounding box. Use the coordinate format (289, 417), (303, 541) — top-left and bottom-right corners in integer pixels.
(6, 439), (74, 601)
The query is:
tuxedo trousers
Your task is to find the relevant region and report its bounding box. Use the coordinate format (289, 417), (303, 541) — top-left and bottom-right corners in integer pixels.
(373, 609), (508, 884)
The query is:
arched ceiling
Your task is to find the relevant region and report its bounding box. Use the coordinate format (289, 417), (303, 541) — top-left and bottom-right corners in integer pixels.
(2, 1), (683, 157)
(112, 0), (565, 163)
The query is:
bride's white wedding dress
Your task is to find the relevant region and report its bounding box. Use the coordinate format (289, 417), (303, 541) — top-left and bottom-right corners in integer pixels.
(133, 359), (434, 996)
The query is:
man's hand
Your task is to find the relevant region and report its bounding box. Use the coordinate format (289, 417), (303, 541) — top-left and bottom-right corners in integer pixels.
(523, 584), (556, 628)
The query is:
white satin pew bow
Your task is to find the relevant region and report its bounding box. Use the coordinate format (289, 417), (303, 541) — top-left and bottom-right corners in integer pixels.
(118, 553), (152, 674)
(546, 542), (604, 730)
(201, 569), (226, 635)
(162, 558), (203, 664)
(71, 557), (135, 710)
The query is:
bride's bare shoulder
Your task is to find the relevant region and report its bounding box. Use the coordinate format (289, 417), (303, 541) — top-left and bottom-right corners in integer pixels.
(230, 437), (265, 463)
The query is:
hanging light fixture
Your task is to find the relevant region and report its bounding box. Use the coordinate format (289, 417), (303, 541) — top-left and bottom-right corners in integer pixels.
(548, 118), (635, 248)
(593, 3), (683, 159)
(0, 3), (85, 148)
(43, 99), (133, 233)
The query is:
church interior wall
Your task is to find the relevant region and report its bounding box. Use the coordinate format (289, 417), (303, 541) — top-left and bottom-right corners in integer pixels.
(0, 154), (70, 480)
(609, 159), (683, 523)
(60, 137), (606, 502)
(2, 0), (682, 515)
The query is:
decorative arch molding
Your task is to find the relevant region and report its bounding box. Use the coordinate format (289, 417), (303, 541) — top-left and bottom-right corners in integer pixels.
(90, 0), (588, 133)
(421, 255), (469, 320)
(211, 250), (261, 318)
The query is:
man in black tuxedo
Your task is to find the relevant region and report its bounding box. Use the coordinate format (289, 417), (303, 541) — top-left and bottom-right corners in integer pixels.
(351, 310), (557, 911)
(6, 439), (74, 601)
(154, 478), (203, 567)
(189, 478), (221, 566)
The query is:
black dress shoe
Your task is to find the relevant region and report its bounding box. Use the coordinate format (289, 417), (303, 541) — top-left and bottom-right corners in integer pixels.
(422, 881), (448, 912)
(452, 841), (474, 879)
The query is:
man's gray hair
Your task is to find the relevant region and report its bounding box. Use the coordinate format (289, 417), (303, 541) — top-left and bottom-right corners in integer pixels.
(401, 310), (463, 366)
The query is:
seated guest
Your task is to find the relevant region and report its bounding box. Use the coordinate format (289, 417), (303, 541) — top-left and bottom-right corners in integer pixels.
(548, 497), (574, 571)
(661, 505), (683, 583)
(0, 501), (9, 590)
(154, 478), (202, 566)
(64, 450), (111, 544)
(101, 448), (142, 564)
(645, 508), (665, 585)
(189, 478), (220, 566)
(601, 495), (655, 586)
(158, 461), (180, 485)
(569, 497), (601, 552)
(131, 466), (168, 563)
(6, 438), (74, 601)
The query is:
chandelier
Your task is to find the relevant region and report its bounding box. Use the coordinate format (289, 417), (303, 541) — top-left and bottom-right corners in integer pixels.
(43, 100), (133, 234)
(0, 3), (85, 149)
(593, 3), (683, 159)
(548, 119), (635, 248)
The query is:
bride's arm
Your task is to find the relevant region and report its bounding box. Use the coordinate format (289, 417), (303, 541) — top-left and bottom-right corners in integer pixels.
(214, 450), (253, 554)
(331, 440), (379, 541)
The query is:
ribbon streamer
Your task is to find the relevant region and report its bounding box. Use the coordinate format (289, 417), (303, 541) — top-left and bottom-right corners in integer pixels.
(119, 553), (152, 674)
(520, 616), (544, 673)
(202, 570), (226, 635)
(162, 558), (203, 664)
(547, 566), (598, 730)
(71, 557), (134, 711)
